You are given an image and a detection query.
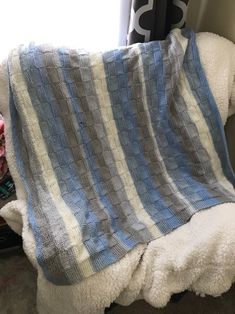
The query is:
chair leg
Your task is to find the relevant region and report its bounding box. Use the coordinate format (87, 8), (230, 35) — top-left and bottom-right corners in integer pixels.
(170, 291), (187, 303)
(105, 291), (188, 313)
(105, 302), (119, 313)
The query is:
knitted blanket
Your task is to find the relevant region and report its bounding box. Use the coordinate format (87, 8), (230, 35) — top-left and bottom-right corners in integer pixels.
(3, 28), (235, 285)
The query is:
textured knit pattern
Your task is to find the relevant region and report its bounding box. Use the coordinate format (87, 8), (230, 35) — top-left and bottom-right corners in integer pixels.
(6, 28), (235, 285)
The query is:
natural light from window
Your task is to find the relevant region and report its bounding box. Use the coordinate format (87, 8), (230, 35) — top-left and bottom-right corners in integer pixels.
(0, 0), (122, 60)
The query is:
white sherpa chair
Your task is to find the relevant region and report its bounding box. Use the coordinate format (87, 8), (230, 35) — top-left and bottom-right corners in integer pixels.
(1, 32), (235, 314)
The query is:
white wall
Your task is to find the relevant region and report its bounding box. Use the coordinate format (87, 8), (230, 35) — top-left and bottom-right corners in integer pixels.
(187, 0), (235, 42)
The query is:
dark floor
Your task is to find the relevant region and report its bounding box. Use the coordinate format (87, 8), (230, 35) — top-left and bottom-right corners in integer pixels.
(111, 289), (235, 314)
(1, 248), (235, 314)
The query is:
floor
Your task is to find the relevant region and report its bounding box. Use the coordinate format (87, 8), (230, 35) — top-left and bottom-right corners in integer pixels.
(1, 249), (235, 314)
(0, 249), (37, 314)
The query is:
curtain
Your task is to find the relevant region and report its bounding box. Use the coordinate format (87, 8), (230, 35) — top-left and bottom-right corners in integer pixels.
(127, 0), (190, 44)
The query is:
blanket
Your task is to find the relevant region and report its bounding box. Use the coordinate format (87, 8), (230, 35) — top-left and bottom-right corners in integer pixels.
(1, 31), (234, 314)
(1, 28), (235, 287)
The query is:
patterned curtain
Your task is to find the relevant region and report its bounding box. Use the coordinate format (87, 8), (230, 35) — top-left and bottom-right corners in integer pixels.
(127, 0), (190, 44)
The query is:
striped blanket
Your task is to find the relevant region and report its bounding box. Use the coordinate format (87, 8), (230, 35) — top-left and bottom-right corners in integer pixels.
(5, 28), (235, 285)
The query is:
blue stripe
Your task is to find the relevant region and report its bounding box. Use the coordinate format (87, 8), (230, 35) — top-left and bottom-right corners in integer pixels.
(102, 48), (182, 233)
(182, 28), (235, 187)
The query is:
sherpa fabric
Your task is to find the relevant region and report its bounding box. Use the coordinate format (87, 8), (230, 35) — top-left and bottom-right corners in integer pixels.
(1, 28), (235, 287)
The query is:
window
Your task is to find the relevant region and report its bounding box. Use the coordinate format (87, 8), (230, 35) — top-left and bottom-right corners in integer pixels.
(0, 0), (129, 60)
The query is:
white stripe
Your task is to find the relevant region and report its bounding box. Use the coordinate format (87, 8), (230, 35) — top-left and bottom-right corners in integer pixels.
(10, 48), (94, 278)
(172, 28), (188, 52)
